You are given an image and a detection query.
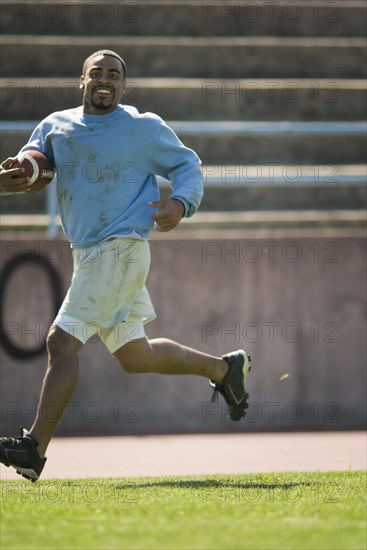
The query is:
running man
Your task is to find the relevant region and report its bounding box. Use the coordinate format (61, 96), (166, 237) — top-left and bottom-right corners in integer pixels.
(0, 50), (251, 482)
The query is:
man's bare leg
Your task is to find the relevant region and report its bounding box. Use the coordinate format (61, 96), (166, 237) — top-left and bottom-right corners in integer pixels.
(32, 334), (226, 458)
(114, 336), (251, 423)
(30, 325), (82, 458)
(114, 337), (229, 382)
(0, 331), (250, 481)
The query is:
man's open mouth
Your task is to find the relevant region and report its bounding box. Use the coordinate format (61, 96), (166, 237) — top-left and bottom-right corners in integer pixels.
(94, 88), (113, 95)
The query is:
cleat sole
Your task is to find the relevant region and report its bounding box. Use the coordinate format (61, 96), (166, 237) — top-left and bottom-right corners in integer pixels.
(14, 466), (39, 481)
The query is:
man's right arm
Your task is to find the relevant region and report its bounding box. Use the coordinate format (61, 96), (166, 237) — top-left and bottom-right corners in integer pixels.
(1, 116), (53, 194)
(0, 157), (30, 193)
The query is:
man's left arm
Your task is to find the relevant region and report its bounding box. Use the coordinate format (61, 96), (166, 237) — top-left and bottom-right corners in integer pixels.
(149, 122), (203, 232)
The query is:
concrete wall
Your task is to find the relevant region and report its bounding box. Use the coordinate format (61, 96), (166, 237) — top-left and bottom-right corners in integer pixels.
(0, 231), (366, 436)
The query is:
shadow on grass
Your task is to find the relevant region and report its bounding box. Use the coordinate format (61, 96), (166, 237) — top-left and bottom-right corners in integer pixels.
(114, 479), (315, 491)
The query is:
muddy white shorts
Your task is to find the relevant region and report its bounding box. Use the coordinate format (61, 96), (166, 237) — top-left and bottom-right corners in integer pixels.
(54, 237), (156, 353)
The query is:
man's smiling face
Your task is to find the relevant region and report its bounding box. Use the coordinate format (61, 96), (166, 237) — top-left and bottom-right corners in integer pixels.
(80, 55), (126, 115)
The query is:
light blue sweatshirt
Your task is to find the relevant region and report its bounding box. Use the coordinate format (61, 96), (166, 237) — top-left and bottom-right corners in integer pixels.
(18, 105), (203, 247)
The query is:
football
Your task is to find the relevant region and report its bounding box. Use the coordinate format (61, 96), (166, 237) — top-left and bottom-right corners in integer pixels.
(10, 150), (54, 192)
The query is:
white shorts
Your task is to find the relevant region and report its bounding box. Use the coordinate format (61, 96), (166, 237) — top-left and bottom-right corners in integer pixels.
(54, 237), (156, 353)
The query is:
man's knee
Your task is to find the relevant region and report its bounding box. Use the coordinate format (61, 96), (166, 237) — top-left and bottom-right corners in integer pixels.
(47, 325), (82, 357)
(114, 337), (151, 374)
(119, 358), (139, 374)
(116, 351), (144, 374)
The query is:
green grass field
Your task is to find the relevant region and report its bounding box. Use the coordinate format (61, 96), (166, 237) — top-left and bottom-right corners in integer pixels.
(1, 471), (366, 550)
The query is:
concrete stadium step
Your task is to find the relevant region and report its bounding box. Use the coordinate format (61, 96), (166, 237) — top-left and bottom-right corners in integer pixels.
(1, 78), (365, 122)
(198, 182), (367, 211)
(165, 165), (367, 211)
(1, 121), (366, 164)
(1, 210), (365, 233)
(177, 209), (367, 230)
(180, 122), (367, 163)
(1, 36), (366, 79)
(1, 165), (366, 215)
(1, 1), (366, 38)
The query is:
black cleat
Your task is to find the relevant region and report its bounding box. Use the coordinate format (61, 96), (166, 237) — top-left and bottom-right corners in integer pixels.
(210, 350), (252, 421)
(0, 427), (46, 482)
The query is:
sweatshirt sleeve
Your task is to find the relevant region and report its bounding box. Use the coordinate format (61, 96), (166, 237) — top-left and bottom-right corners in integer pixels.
(0, 120), (52, 196)
(150, 121), (203, 218)
(18, 120), (55, 166)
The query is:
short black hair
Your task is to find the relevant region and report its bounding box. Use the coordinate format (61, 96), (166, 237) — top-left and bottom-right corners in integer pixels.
(82, 50), (127, 78)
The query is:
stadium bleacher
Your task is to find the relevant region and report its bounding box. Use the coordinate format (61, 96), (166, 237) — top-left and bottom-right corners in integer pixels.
(0, 0), (366, 222)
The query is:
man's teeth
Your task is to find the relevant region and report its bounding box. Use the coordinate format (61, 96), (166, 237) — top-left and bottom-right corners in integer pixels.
(96, 89), (112, 94)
